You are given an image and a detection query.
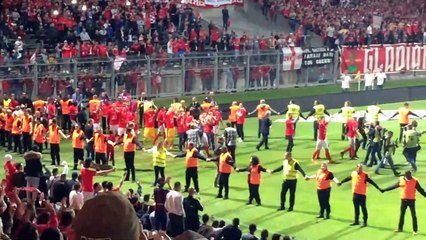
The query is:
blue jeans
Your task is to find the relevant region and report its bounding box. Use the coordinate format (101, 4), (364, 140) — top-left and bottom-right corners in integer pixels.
(364, 142), (381, 165)
(375, 152), (398, 174)
(404, 147), (418, 171)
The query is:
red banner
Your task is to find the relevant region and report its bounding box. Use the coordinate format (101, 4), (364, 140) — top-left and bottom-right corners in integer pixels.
(340, 44), (426, 74)
(185, 0), (243, 8)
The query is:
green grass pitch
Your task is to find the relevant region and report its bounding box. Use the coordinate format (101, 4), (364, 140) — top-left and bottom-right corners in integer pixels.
(4, 100), (426, 240)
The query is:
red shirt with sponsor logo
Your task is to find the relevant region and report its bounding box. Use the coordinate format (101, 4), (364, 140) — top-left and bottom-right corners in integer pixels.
(346, 119), (358, 138)
(144, 111), (156, 128)
(108, 109), (119, 125)
(165, 111), (175, 129)
(318, 121), (328, 140)
(285, 118), (295, 137)
(236, 107), (247, 124)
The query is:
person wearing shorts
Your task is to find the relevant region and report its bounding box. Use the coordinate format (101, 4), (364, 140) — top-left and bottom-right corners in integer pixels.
(312, 116), (334, 163)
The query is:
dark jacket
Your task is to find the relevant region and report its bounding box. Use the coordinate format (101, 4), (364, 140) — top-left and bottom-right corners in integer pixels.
(259, 117), (272, 135)
(24, 151), (43, 178)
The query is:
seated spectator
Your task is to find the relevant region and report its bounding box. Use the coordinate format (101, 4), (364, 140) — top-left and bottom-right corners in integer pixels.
(242, 223), (258, 240)
(214, 218), (242, 240)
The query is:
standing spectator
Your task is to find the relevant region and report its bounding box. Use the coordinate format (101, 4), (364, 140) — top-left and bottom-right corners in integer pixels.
(366, 24), (373, 48)
(183, 187), (204, 232)
(215, 218), (242, 240)
(364, 70), (374, 91)
(242, 224), (258, 240)
(24, 145), (43, 203)
(341, 72), (351, 92)
(256, 111), (272, 150)
(80, 159), (115, 202)
(165, 181), (185, 237)
(69, 182), (84, 211)
(376, 70), (386, 90)
(222, 7), (230, 32)
(153, 177), (170, 231)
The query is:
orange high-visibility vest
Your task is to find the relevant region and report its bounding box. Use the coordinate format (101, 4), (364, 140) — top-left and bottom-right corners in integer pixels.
(398, 107), (410, 124)
(72, 130), (84, 149)
(49, 125), (60, 144)
(33, 100), (46, 112)
(316, 170), (331, 190)
(95, 133), (107, 153)
(200, 102), (211, 112)
(123, 134), (136, 152)
(257, 105), (270, 119)
(11, 117), (22, 135)
(22, 115), (32, 133)
(5, 115), (13, 132)
(219, 152), (233, 174)
(60, 99), (71, 115)
(228, 105), (239, 122)
(0, 113), (5, 129)
(250, 164), (261, 185)
(185, 148), (198, 168)
(33, 123), (45, 143)
(351, 171), (367, 195)
(89, 99), (101, 113)
(400, 176), (417, 200)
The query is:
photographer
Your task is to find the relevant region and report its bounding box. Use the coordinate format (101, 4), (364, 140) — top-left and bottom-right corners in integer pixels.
(374, 131), (400, 176)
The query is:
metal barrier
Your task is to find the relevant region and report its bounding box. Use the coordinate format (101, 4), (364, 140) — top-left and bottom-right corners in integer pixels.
(0, 50), (340, 99)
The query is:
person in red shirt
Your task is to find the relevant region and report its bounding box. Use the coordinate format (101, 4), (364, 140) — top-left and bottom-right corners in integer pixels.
(144, 106), (157, 145)
(92, 108), (101, 132)
(341, 117), (359, 160)
(164, 108), (176, 149)
(117, 106), (130, 137)
(4, 154), (16, 193)
(154, 106), (166, 145)
(108, 106), (119, 135)
(80, 41), (91, 57)
(285, 115), (296, 152)
(80, 159), (115, 202)
(312, 116), (334, 163)
(176, 111), (188, 151)
(236, 103), (247, 142)
(101, 100), (112, 132)
(47, 98), (57, 120)
(106, 130), (116, 166)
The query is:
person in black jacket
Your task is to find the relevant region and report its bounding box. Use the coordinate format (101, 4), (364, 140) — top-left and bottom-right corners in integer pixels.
(237, 156), (267, 205)
(24, 145), (43, 203)
(215, 218), (242, 240)
(183, 188), (203, 232)
(256, 111), (272, 150)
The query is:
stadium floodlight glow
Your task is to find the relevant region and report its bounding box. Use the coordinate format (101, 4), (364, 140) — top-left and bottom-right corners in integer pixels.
(53, 10), (59, 15)
(71, 0), (77, 4)
(82, 5), (87, 11)
(126, 1), (131, 6)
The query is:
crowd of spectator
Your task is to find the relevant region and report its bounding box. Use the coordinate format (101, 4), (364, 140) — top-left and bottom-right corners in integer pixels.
(1, 152), (295, 240)
(257, 0), (426, 47)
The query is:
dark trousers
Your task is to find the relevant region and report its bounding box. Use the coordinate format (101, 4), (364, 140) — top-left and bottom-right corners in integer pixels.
(0, 129), (5, 147)
(95, 152), (107, 165)
(101, 116), (107, 132)
(359, 129), (368, 150)
(34, 141), (43, 153)
(280, 179), (297, 209)
(5, 131), (12, 151)
(155, 211), (167, 231)
(398, 199), (417, 232)
(236, 124), (244, 140)
(364, 141), (382, 165)
(167, 213), (184, 237)
(12, 134), (22, 153)
(286, 135), (294, 152)
(62, 114), (71, 132)
(231, 121), (237, 128)
(317, 188), (331, 217)
(50, 143), (60, 165)
(399, 123), (408, 142)
(249, 183), (261, 204)
(86, 142), (94, 159)
(185, 167), (199, 192)
(73, 148), (84, 169)
(124, 151), (136, 181)
(186, 215), (200, 232)
(313, 121), (319, 140)
(22, 132), (32, 152)
(178, 133), (187, 151)
(341, 123), (347, 140)
(257, 119), (261, 138)
(353, 193), (368, 224)
(214, 165), (220, 187)
(257, 133), (269, 149)
(227, 145), (236, 161)
(218, 173), (230, 197)
(154, 166), (165, 185)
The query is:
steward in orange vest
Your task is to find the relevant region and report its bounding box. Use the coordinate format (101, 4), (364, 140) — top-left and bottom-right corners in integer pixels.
(174, 142), (207, 193)
(207, 146), (236, 199)
(22, 109), (33, 153)
(48, 119), (68, 166)
(339, 164), (382, 227)
(94, 128), (108, 165)
(236, 155), (266, 205)
(389, 102), (421, 142)
(382, 170), (426, 235)
(306, 163), (340, 219)
(11, 111), (23, 154)
(70, 124), (86, 170)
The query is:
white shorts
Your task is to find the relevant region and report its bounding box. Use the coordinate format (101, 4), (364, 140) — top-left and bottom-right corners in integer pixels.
(158, 125), (165, 133)
(110, 125), (118, 133)
(118, 127), (126, 136)
(348, 137), (356, 145)
(93, 123), (100, 131)
(316, 139), (329, 149)
(213, 126), (219, 135)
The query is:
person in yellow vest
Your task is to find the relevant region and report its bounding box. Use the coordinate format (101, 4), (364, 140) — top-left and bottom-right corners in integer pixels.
(336, 101), (355, 140)
(48, 119), (67, 166)
(11, 111), (23, 154)
(143, 141), (176, 186)
(21, 108), (33, 152)
(174, 142), (207, 193)
(338, 164), (382, 227)
(207, 146), (236, 200)
(70, 123), (85, 170)
(227, 101), (240, 128)
(3, 94), (11, 110)
(366, 102), (387, 123)
(4, 110), (14, 151)
(304, 100), (330, 141)
(382, 171), (426, 235)
(306, 163), (341, 219)
(114, 126), (143, 182)
(236, 155), (267, 205)
(94, 128), (108, 165)
(268, 152), (307, 211)
(248, 99), (279, 138)
(200, 98), (212, 112)
(280, 100), (305, 133)
(389, 103), (422, 142)
(32, 117), (46, 153)
(0, 108), (5, 147)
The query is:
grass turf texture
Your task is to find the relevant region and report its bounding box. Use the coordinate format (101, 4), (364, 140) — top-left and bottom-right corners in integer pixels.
(4, 102), (426, 239)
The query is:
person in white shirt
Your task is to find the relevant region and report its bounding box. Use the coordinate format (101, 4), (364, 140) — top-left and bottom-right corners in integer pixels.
(69, 182), (84, 210)
(341, 72), (351, 92)
(364, 70), (374, 90)
(366, 25), (373, 48)
(79, 28), (91, 42)
(376, 70), (386, 89)
(165, 181), (185, 237)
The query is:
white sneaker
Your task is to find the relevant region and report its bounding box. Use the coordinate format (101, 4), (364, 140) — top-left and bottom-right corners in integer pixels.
(237, 138), (243, 143)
